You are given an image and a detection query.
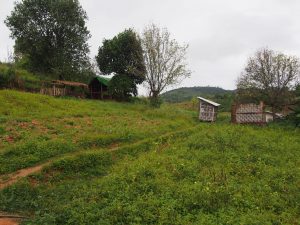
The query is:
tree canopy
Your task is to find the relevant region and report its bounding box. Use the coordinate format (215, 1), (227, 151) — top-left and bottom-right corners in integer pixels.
(96, 29), (146, 99)
(237, 48), (300, 111)
(5, 0), (91, 81)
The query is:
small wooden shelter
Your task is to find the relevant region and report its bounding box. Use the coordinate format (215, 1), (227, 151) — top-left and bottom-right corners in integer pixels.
(198, 97), (220, 122)
(231, 101), (268, 124)
(89, 76), (111, 99)
(40, 80), (88, 98)
(231, 102), (286, 124)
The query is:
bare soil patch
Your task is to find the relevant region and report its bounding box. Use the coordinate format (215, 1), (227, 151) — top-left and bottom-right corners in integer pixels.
(0, 163), (49, 190)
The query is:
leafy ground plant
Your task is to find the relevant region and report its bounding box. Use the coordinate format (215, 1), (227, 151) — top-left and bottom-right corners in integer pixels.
(0, 90), (299, 224)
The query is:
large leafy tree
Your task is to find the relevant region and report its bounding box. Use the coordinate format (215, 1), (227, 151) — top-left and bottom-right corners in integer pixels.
(5, 0), (91, 80)
(237, 48), (300, 112)
(96, 29), (146, 100)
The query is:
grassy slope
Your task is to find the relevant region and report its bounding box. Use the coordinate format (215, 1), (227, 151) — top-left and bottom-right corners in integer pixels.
(0, 63), (46, 91)
(0, 90), (196, 174)
(0, 90), (299, 224)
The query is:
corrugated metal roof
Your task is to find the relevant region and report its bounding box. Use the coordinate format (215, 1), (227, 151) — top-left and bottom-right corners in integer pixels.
(197, 96), (220, 107)
(93, 76), (111, 86)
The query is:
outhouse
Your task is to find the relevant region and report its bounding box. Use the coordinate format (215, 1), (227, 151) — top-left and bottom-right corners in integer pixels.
(198, 97), (220, 122)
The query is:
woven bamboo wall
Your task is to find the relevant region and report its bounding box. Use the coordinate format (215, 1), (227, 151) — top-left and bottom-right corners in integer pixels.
(232, 102), (265, 124)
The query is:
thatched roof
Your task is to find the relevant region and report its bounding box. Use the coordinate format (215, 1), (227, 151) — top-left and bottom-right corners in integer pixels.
(52, 80), (88, 88)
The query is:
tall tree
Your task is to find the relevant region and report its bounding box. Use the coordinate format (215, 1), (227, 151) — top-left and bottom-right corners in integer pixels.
(96, 29), (145, 100)
(141, 24), (191, 101)
(237, 48), (300, 112)
(5, 0), (91, 80)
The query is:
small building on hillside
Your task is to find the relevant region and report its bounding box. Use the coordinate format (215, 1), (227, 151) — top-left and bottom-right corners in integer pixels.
(40, 80), (88, 98)
(231, 102), (286, 124)
(231, 102), (265, 124)
(198, 97), (220, 122)
(89, 76), (111, 99)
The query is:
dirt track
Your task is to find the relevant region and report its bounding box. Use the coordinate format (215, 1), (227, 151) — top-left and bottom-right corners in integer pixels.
(0, 163), (49, 190)
(0, 218), (20, 225)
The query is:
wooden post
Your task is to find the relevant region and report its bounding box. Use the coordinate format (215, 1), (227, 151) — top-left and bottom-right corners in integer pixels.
(199, 100), (201, 120)
(260, 101), (265, 123)
(231, 104), (237, 123)
(100, 84), (103, 100)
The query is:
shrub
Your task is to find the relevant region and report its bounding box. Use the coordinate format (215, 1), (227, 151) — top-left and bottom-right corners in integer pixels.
(108, 75), (137, 101)
(149, 96), (163, 108)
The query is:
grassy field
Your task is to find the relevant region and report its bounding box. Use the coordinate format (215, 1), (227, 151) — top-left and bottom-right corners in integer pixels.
(0, 90), (299, 224)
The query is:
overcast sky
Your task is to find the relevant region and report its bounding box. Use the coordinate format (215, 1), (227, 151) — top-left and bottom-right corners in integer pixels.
(1, 0), (300, 92)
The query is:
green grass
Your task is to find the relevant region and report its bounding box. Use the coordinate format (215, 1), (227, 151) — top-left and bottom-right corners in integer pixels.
(0, 90), (196, 174)
(0, 63), (46, 91)
(0, 90), (299, 224)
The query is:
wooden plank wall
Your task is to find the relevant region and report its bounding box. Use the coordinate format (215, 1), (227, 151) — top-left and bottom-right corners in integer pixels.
(199, 101), (217, 122)
(40, 86), (66, 96)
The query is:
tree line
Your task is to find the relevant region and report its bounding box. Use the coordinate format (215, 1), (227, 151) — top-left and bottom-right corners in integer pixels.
(3, 0), (300, 116)
(4, 0), (190, 105)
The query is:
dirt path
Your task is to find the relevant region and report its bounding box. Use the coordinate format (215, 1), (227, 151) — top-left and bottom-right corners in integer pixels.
(0, 127), (195, 191)
(0, 213), (26, 225)
(0, 218), (20, 225)
(0, 143), (124, 191)
(0, 127), (196, 225)
(0, 163), (50, 190)
(0, 144), (121, 191)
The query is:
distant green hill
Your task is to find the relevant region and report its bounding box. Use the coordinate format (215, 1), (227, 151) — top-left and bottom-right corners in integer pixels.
(161, 86), (235, 112)
(161, 86), (233, 103)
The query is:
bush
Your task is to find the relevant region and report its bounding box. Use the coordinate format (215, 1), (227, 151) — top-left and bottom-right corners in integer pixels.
(0, 67), (20, 89)
(0, 64), (41, 91)
(108, 75), (137, 101)
(149, 96), (163, 108)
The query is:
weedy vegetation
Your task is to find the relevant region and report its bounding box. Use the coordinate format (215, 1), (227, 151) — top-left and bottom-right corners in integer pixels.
(0, 90), (299, 224)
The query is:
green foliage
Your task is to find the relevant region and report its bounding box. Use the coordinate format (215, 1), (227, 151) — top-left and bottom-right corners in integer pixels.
(288, 85), (300, 126)
(162, 86), (233, 102)
(0, 90), (299, 224)
(161, 86), (234, 112)
(0, 63), (43, 90)
(0, 140), (75, 174)
(149, 96), (163, 108)
(0, 124), (299, 224)
(236, 48), (299, 111)
(108, 74), (137, 101)
(5, 0), (91, 81)
(96, 29), (146, 98)
(0, 90), (196, 175)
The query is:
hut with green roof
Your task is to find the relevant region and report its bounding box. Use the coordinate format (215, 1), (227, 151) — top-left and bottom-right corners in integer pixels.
(89, 76), (111, 99)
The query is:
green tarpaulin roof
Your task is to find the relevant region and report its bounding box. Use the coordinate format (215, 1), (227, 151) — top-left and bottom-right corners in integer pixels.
(93, 76), (111, 86)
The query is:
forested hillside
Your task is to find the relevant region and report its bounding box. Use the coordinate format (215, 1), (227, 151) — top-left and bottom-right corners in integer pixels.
(161, 86), (234, 112)
(162, 86), (233, 101)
